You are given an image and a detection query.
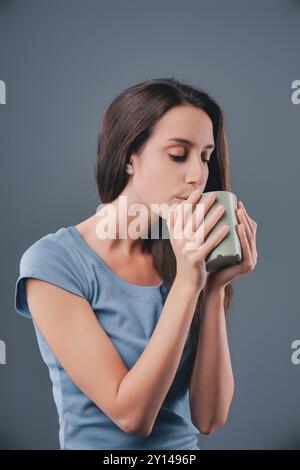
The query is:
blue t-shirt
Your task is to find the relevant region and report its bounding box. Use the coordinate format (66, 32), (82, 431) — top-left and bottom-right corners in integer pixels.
(14, 226), (200, 450)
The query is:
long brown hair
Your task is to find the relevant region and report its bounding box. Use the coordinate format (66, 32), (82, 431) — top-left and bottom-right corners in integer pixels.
(94, 77), (233, 361)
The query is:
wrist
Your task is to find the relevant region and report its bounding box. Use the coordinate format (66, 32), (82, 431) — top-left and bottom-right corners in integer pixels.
(205, 274), (227, 296)
(204, 282), (226, 305)
(206, 280), (225, 293)
(173, 275), (202, 298)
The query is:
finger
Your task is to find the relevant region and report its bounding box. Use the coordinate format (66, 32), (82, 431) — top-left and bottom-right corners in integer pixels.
(188, 191), (217, 233)
(179, 190), (216, 234)
(237, 208), (252, 243)
(176, 189), (200, 232)
(239, 203), (258, 259)
(238, 201), (257, 233)
(199, 191), (218, 219)
(237, 208), (257, 261)
(197, 224), (229, 257)
(202, 204), (225, 240)
(167, 208), (176, 240)
(237, 223), (253, 267)
(173, 207), (183, 240)
(185, 202), (205, 237)
(189, 203), (225, 244)
(168, 208), (174, 229)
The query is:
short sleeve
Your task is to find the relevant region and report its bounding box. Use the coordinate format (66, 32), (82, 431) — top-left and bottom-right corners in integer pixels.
(14, 234), (89, 319)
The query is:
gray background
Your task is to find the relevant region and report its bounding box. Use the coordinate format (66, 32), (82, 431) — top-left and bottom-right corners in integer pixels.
(0, 0), (299, 450)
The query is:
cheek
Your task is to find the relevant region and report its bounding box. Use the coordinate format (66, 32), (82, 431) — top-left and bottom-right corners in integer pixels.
(138, 155), (169, 186)
(135, 154), (184, 202)
(132, 165), (157, 200)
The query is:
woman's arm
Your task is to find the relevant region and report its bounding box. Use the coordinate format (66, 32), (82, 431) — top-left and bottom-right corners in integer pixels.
(25, 275), (200, 437)
(115, 276), (200, 435)
(189, 285), (234, 434)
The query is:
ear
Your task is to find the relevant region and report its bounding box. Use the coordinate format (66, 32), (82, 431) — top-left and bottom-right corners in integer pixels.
(126, 156), (135, 175)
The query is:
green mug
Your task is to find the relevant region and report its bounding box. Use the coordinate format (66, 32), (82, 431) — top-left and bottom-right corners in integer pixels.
(200, 190), (243, 272)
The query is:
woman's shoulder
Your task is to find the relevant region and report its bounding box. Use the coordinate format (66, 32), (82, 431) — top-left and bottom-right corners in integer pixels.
(15, 226), (91, 319)
(19, 226), (76, 270)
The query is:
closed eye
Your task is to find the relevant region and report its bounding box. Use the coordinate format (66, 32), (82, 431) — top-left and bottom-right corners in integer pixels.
(169, 153), (210, 164)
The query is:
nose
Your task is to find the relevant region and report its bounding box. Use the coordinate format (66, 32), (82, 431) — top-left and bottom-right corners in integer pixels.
(184, 154), (207, 187)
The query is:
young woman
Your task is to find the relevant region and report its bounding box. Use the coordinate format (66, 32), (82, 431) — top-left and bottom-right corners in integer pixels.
(14, 78), (258, 450)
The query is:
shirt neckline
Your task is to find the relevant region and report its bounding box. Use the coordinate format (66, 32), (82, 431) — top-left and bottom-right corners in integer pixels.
(67, 226), (167, 296)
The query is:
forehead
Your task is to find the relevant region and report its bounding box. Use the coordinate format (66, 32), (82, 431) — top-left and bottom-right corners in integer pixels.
(152, 105), (214, 144)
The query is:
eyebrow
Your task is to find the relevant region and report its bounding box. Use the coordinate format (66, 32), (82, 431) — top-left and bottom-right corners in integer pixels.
(166, 137), (215, 150)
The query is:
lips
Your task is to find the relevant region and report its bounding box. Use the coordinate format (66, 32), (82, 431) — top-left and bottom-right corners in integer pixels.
(177, 189), (202, 200)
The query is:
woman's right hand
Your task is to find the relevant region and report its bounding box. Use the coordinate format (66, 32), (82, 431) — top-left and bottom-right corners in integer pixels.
(167, 189), (229, 293)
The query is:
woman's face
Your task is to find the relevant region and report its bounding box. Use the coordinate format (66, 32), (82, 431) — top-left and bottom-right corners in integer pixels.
(127, 104), (215, 216)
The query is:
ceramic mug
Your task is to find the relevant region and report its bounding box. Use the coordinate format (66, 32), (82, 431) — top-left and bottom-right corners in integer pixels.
(200, 190), (243, 272)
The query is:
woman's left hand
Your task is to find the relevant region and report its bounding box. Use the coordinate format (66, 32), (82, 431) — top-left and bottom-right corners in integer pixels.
(206, 200), (258, 291)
